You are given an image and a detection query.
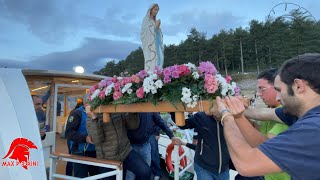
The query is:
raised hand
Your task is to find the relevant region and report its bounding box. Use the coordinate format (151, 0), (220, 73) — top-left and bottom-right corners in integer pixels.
(224, 96), (246, 118)
(206, 96), (228, 119)
(171, 137), (182, 145)
(85, 105), (97, 119)
(86, 136), (94, 144)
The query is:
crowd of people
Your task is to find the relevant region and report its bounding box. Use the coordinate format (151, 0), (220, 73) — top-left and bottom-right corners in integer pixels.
(58, 53), (320, 180)
(29, 2), (320, 179)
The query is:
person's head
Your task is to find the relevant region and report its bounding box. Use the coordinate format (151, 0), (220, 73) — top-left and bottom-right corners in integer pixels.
(76, 97), (83, 105)
(69, 97), (84, 115)
(149, 4), (159, 20)
(32, 95), (43, 112)
(256, 68), (280, 108)
(274, 53), (320, 116)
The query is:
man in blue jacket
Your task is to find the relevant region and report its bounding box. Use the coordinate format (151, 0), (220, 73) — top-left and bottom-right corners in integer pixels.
(65, 104), (98, 178)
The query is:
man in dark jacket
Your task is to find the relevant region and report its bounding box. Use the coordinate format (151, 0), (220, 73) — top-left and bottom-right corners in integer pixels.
(179, 112), (230, 180)
(126, 112), (180, 180)
(65, 104), (98, 178)
(32, 95), (47, 140)
(86, 112), (151, 180)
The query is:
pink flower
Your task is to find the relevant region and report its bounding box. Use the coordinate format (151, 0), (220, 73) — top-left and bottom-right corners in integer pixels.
(137, 70), (148, 79)
(198, 61), (217, 75)
(113, 91), (123, 100)
(163, 68), (171, 77)
(120, 77), (131, 86)
(234, 86), (241, 96)
(114, 82), (121, 91)
(204, 74), (219, 94)
(136, 87), (144, 98)
(225, 75), (232, 83)
(111, 76), (118, 83)
(106, 79), (113, 86)
(89, 85), (99, 94)
(178, 65), (191, 76)
(154, 66), (163, 76)
(99, 89), (106, 100)
(171, 71), (180, 78)
(163, 76), (171, 84)
(124, 77), (132, 84)
(131, 75), (141, 83)
(99, 79), (108, 88)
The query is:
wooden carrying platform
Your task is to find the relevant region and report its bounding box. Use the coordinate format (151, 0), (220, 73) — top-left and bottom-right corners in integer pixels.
(93, 100), (213, 126)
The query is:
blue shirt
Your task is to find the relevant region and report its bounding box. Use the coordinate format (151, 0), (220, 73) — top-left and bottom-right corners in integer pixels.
(275, 107), (298, 126)
(259, 105), (320, 179)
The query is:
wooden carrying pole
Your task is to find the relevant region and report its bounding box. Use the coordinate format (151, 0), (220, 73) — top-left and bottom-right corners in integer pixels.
(92, 98), (250, 125)
(92, 101), (213, 126)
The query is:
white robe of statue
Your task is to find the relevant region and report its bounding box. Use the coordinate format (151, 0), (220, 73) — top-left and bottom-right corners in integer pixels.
(140, 3), (164, 72)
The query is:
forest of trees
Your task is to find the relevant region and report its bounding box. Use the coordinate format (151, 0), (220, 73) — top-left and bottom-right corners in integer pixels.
(94, 10), (320, 77)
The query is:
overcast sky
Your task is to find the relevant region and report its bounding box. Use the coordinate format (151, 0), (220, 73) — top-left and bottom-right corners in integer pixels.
(0, 0), (319, 73)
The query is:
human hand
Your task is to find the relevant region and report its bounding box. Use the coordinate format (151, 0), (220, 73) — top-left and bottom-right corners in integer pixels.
(224, 96), (246, 118)
(85, 105), (97, 119)
(171, 137), (182, 145)
(86, 136), (93, 144)
(205, 96), (228, 119)
(181, 141), (187, 146)
(240, 96), (251, 109)
(172, 128), (179, 132)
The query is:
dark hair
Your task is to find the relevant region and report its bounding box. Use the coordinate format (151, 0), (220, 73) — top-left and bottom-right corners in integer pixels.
(257, 68), (278, 85)
(279, 53), (320, 95)
(69, 100), (84, 115)
(31, 95), (40, 99)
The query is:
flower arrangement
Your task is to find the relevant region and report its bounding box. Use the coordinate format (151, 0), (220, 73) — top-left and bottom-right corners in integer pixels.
(88, 61), (240, 110)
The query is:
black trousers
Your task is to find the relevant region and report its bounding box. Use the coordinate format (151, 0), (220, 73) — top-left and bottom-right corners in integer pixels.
(72, 151), (99, 178)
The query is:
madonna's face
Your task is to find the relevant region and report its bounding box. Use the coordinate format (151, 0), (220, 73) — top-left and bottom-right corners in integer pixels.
(151, 6), (159, 17)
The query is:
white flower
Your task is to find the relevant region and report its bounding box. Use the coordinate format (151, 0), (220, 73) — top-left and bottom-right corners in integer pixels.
(192, 72), (199, 79)
(151, 73), (158, 80)
(216, 73), (236, 96)
(144, 88), (151, 93)
(184, 62), (197, 71)
(182, 87), (191, 97)
(228, 84), (235, 95)
(117, 77), (123, 81)
(187, 101), (197, 108)
(154, 80), (163, 89)
(181, 87), (198, 108)
(143, 74), (163, 95)
(216, 74), (226, 84)
(151, 88), (157, 94)
(192, 95), (199, 101)
(181, 96), (192, 103)
(91, 89), (101, 99)
(127, 89), (133, 94)
(105, 83), (114, 96)
(121, 83), (132, 93)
